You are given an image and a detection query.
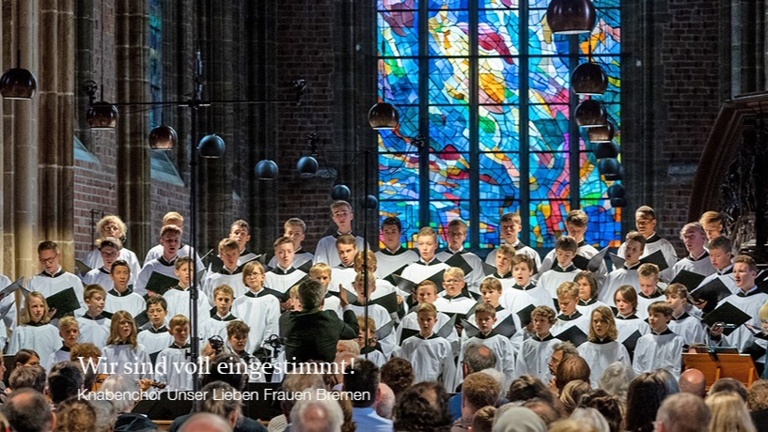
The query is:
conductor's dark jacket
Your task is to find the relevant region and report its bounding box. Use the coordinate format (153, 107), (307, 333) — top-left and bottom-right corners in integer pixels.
(283, 307), (359, 363)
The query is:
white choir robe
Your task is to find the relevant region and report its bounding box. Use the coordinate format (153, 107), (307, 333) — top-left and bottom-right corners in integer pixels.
(485, 273), (516, 294)
(717, 289), (768, 355)
(202, 311), (240, 341)
(395, 333), (457, 391)
(101, 343), (154, 381)
(47, 346), (72, 370)
(85, 248), (142, 281)
(375, 248), (419, 280)
(577, 340), (631, 387)
(540, 242), (607, 285)
(636, 290), (666, 320)
(501, 284), (556, 332)
(668, 312), (707, 346)
(163, 286), (211, 327)
(400, 260), (450, 287)
(268, 249), (314, 270)
(599, 265), (641, 306)
(436, 249), (485, 293)
(135, 258), (179, 297)
(0, 274), (17, 332)
(671, 252), (716, 280)
(328, 266), (356, 294)
(145, 244), (202, 267)
(313, 234), (366, 268)
(614, 314), (651, 356)
(396, 309), (460, 356)
(696, 266), (738, 295)
(462, 307), (519, 355)
(576, 298), (608, 318)
(28, 270), (87, 315)
(359, 346), (389, 368)
(348, 303), (396, 358)
(486, 241), (542, 273)
(154, 345), (195, 391)
(537, 266), (581, 302)
(232, 290), (281, 353)
(77, 314), (112, 347)
(463, 334), (516, 387)
(82, 268), (137, 293)
(204, 269), (248, 303)
(8, 323), (66, 370)
(138, 326), (173, 361)
(632, 329), (684, 378)
(618, 234), (678, 282)
(514, 334), (560, 384)
(552, 312), (591, 339)
(434, 293), (477, 318)
(322, 294), (343, 319)
(104, 289), (146, 317)
(265, 267), (307, 296)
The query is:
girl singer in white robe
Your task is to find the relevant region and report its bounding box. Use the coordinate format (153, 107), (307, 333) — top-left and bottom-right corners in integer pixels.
(577, 306), (631, 387)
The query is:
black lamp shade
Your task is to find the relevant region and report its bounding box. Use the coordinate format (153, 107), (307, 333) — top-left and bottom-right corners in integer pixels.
(368, 102), (400, 130)
(86, 101), (119, 129)
(546, 0), (597, 34)
(331, 184), (351, 201)
(572, 62), (608, 95)
(610, 197), (627, 208)
(198, 134), (226, 158)
(149, 124), (178, 150)
(364, 194), (379, 210)
(297, 156), (319, 176)
(597, 158), (621, 180)
(588, 121), (615, 143)
(0, 67), (37, 99)
(608, 184), (625, 199)
(255, 159), (279, 180)
(593, 141), (619, 159)
(575, 99), (607, 128)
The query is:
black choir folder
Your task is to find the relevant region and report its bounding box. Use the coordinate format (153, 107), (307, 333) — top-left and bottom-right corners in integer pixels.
(669, 269), (706, 292)
(390, 271), (445, 295)
(572, 246), (610, 272)
(609, 249), (669, 271)
(0, 278), (27, 300)
(690, 278), (731, 304)
(145, 272), (179, 296)
(400, 314), (456, 343)
(701, 302), (752, 336)
(555, 326), (588, 347)
(461, 314), (516, 339)
(46, 287), (81, 319)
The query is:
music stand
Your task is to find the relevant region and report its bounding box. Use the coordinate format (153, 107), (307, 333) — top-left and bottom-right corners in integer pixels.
(683, 352), (760, 389)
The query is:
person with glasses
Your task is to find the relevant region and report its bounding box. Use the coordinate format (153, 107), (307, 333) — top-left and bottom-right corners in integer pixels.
(313, 200), (366, 268)
(28, 240), (87, 316)
(617, 205), (678, 282)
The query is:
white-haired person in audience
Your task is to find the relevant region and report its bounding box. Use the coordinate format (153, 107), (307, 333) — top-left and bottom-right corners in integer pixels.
(598, 361), (636, 400)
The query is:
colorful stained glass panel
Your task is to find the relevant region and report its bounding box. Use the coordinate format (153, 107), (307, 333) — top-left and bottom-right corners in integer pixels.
(428, 9), (470, 57)
(479, 105), (520, 152)
(478, 152), (521, 201)
(380, 153), (420, 201)
(477, 10), (520, 56)
(428, 152), (470, 200)
(479, 200), (520, 248)
(530, 200), (570, 248)
(429, 200), (472, 245)
(530, 152), (570, 200)
(429, 105), (470, 151)
(378, 11), (420, 57)
(379, 58), (420, 105)
(478, 58), (520, 105)
(428, 57), (470, 104)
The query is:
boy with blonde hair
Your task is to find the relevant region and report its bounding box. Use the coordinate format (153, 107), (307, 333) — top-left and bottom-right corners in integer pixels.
(357, 316), (388, 367)
(618, 206), (678, 281)
(268, 218), (314, 269)
(155, 314), (195, 391)
(515, 305), (559, 383)
(395, 303), (456, 390)
(552, 281), (590, 340)
(671, 222), (715, 279)
(462, 303), (516, 385)
(349, 272), (396, 357)
(699, 211), (726, 241)
(400, 227), (450, 283)
(204, 238), (248, 300)
(233, 261), (280, 354)
(434, 267), (476, 317)
(203, 284), (240, 342)
(632, 301), (684, 378)
(48, 317), (80, 367)
(136, 225), (183, 297)
(309, 263), (342, 318)
(636, 263), (665, 320)
(314, 201), (365, 267)
(436, 219), (485, 293)
(395, 280), (459, 352)
(266, 237), (308, 294)
(77, 284), (111, 347)
(665, 283), (706, 346)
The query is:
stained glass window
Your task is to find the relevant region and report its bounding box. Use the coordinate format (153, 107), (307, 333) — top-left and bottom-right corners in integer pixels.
(378, 0), (621, 251)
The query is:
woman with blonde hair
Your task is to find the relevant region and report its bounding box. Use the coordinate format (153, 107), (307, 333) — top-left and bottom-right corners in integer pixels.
(577, 306), (631, 387)
(706, 391), (757, 432)
(85, 215), (141, 276)
(101, 310), (153, 389)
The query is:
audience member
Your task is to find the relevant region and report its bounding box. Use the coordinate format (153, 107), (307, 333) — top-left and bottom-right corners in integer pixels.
(4, 389), (55, 432)
(521, 398), (563, 425)
(598, 362), (635, 400)
(570, 407), (610, 432)
(290, 396), (344, 432)
(344, 359), (392, 431)
(548, 419), (597, 432)
(491, 406), (546, 432)
(470, 405), (496, 432)
(267, 373), (324, 432)
(47, 361), (84, 404)
(376, 383), (395, 420)
(380, 358), (414, 399)
(554, 355), (591, 394)
(624, 372), (671, 432)
(8, 364), (46, 393)
(178, 413), (233, 432)
(706, 391), (757, 432)
(55, 397), (97, 432)
(100, 375), (157, 432)
(89, 399), (118, 432)
(678, 368), (706, 397)
(558, 380), (591, 415)
(748, 380), (768, 431)
(579, 390), (623, 432)
(654, 392), (710, 432)
(709, 377), (748, 401)
(393, 382), (453, 432)
(452, 372), (500, 431)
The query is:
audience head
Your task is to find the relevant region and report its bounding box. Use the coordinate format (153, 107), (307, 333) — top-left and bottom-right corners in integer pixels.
(554, 355), (591, 393)
(12, 349), (40, 370)
(706, 391), (756, 432)
(462, 372), (501, 414)
(47, 361), (84, 404)
(710, 377), (748, 402)
(570, 407), (610, 432)
(653, 369), (680, 395)
(99, 374), (140, 413)
(56, 397), (97, 432)
(559, 380), (591, 415)
(678, 368), (706, 398)
(4, 388), (55, 432)
(655, 392), (710, 432)
(89, 399), (118, 432)
(491, 405), (546, 432)
(522, 398), (564, 425)
(580, 390), (623, 432)
(290, 395), (345, 432)
(462, 344), (498, 378)
(9, 364), (46, 393)
(376, 383), (395, 419)
(747, 379), (768, 412)
(197, 381), (243, 428)
(548, 342), (578, 376)
(393, 381), (453, 432)
(507, 375), (556, 405)
(380, 358), (414, 398)
(280, 372), (325, 419)
(471, 405), (496, 432)
(624, 372), (672, 432)
(178, 412), (233, 432)
(598, 361), (635, 399)
(343, 359), (378, 408)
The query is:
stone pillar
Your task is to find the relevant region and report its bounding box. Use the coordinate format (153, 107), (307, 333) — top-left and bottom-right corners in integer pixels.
(116, 0), (151, 256)
(38, 0), (75, 269)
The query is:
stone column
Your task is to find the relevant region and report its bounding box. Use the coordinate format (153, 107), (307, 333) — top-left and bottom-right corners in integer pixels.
(116, 0), (151, 257)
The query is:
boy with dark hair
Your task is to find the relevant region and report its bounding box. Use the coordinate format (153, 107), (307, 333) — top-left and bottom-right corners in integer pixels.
(696, 235), (737, 294)
(204, 238), (247, 300)
(314, 201), (366, 267)
(136, 224), (183, 297)
(155, 314), (194, 391)
(600, 231), (646, 305)
(486, 212), (541, 272)
(500, 254), (554, 332)
(329, 234), (360, 294)
(515, 305), (560, 383)
(163, 256), (209, 324)
(487, 243), (516, 290)
(462, 303), (516, 384)
(265, 236), (308, 294)
(82, 237), (134, 291)
(632, 301), (684, 378)
(540, 210), (605, 282)
(104, 260), (145, 316)
(395, 280), (459, 351)
(268, 218), (314, 269)
(203, 284), (240, 342)
(138, 296), (173, 361)
(537, 236), (581, 302)
(395, 303), (456, 389)
(229, 219), (259, 265)
(618, 206), (678, 281)
(665, 283), (706, 346)
(375, 216), (418, 279)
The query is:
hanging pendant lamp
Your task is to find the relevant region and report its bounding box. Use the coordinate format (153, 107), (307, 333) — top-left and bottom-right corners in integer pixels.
(546, 0), (597, 35)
